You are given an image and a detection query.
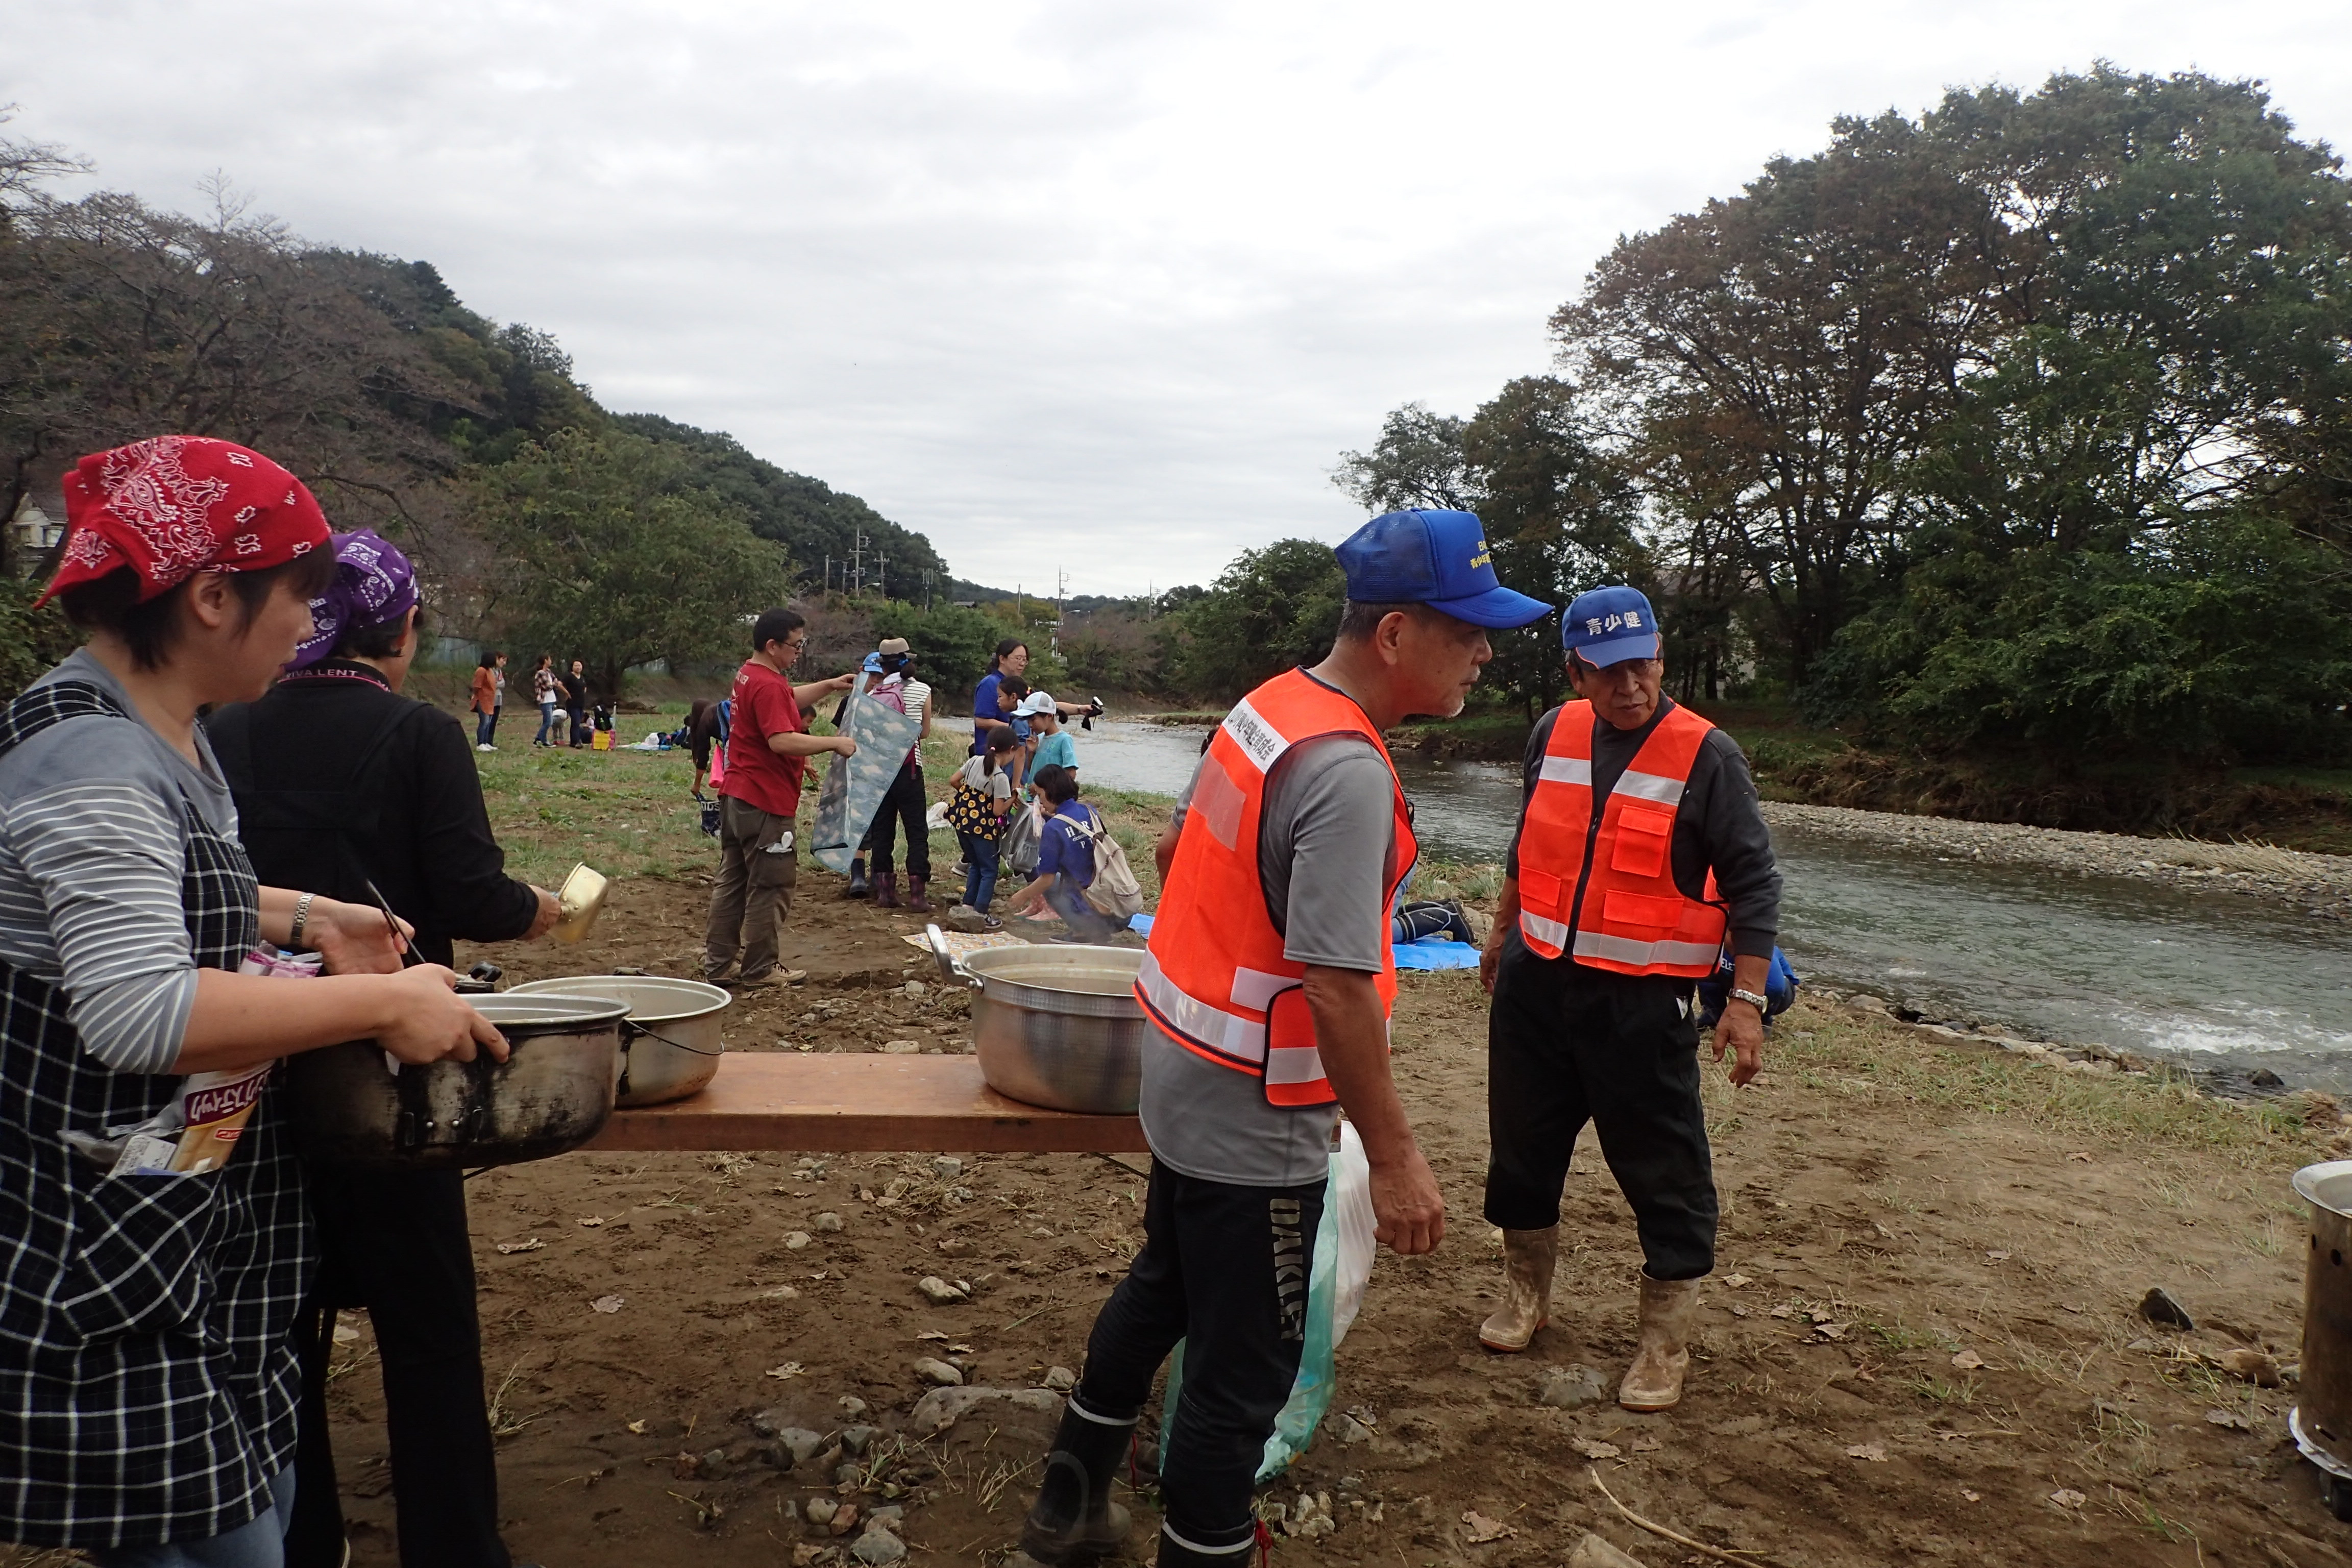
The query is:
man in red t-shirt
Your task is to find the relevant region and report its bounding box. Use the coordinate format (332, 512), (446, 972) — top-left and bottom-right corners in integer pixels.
(704, 607), (859, 986)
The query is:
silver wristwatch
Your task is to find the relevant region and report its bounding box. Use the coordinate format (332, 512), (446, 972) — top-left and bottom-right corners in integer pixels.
(1728, 986), (1770, 1012)
(289, 891), (316, 949)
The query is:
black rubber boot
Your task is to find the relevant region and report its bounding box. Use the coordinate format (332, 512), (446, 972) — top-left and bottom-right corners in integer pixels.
(845, 857), (870, 898)
(1017, 1398), (1135, 1565)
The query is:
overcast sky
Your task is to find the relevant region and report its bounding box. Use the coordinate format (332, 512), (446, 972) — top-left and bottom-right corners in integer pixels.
(7, 2), (2350, 596)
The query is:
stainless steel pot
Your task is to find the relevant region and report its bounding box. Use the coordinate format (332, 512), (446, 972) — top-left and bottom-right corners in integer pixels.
(284, 993), (627, 1168)
(929, 926), (1146, 1114)
(2294, 1160), (2352, 1516)
(507, 975), (731, 1106)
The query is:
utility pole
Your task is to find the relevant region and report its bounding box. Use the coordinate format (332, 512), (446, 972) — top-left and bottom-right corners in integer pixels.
(851, 528), (870, 597)
(1054, 567), (1068, 651)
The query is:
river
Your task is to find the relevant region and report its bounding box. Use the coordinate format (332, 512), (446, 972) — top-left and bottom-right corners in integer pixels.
(1075, 716), (2352, 1091)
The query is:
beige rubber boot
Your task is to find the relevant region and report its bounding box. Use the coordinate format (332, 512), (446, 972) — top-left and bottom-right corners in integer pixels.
(1618, 1272), (1703, 1410)
(1477, 1226), (1559, 1353)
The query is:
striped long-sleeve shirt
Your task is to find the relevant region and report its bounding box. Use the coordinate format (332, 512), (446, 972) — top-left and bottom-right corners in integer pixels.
(0, 650), (243, 1075)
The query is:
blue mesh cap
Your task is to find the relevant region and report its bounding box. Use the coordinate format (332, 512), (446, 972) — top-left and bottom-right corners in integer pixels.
(1562, 584), (1662, 666)
(1333, 508), (1552, 630)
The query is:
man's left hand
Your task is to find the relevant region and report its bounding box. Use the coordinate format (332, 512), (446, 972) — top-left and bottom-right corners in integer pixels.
(308, 897), (411, 975)
(1712, 1001), (1765, 1086)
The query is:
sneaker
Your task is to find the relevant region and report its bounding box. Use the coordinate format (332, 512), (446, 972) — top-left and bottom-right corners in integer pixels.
(476, 743), (494, 752)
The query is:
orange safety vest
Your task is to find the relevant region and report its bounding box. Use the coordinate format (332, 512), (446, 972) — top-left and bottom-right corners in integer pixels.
(1515, 699), (1727, 975)
(1135, 668), (1418, 1108)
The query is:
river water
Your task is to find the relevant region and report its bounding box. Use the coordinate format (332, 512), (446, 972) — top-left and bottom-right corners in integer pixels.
(1076, 717), (2352, 1091)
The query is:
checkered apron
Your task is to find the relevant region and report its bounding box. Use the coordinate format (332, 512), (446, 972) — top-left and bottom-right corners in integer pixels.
(0, 683), (315, 1548)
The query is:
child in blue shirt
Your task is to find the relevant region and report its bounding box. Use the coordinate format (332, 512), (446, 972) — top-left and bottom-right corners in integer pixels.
(1009, 764), (1120, 942)
(1020, 692), (1077, 786)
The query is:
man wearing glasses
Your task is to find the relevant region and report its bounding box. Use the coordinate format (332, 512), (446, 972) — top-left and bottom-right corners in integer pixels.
(704, 608), (859, 988)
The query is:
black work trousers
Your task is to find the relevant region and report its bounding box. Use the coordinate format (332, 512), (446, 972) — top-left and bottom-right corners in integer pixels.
(861, 759), (930, 878)
(1075, 1163), (1325, 1555)
(287, 1165), (510, 1568)
(1483, 936), (1718, 1281)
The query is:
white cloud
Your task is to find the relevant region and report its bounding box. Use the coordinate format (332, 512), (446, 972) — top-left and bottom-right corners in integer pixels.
(8, 0), (2349, 594)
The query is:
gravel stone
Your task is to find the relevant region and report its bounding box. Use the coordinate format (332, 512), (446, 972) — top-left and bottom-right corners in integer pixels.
(1537, 1364), (1609, 1409)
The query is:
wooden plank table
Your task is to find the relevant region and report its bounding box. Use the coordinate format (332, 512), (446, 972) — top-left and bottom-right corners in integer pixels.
(584, 1052), (1148, 1154)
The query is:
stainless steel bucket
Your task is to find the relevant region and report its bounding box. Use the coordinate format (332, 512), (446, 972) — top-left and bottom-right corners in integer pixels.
(507, 975), (731, 1106)
(929, 928), (1147, 1114)
(2294, 1161), (2352, 1487)
(284, 993), (627, 1168)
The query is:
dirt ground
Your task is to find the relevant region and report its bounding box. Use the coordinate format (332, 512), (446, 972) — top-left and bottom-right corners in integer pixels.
(6, 792), (2344, 1568)
(183, 857), (2330, 1568)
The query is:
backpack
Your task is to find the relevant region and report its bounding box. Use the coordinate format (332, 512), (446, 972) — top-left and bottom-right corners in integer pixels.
(1062, 806), (1145, 922)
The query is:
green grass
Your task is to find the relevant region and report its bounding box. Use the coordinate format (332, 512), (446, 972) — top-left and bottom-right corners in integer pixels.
(1741, 1002), (2323, 1164)
(474, 702), (708, 887)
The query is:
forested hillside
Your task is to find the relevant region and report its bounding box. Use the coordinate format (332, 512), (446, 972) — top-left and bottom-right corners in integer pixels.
(0, 115), (950, 693)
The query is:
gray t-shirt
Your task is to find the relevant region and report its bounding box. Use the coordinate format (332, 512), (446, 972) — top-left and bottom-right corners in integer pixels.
(0, 649), (242, 1074)
(1140, 731), (1399, 1186)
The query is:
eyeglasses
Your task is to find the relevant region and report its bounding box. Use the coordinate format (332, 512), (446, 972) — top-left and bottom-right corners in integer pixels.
(783, 637), (807, 650)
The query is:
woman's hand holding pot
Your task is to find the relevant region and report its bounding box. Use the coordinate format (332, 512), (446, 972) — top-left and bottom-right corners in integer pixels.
(378, 966), (508, 1065)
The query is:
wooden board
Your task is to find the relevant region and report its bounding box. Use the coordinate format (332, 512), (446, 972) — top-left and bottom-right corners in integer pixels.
(583, 1052), (1148, 1154)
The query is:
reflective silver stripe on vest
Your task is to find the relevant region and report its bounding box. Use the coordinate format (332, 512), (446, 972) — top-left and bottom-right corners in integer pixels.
(1265, 1045), (1328, 1086)
(1536, 755), (1590, 786)
(1520, 909), (1572, 950)
(1613, 769), (1686, 806)
(1231, 966), (1296, 1011)
(1137, 951), (1266, 1062)
(1571, 929), (1721, 969)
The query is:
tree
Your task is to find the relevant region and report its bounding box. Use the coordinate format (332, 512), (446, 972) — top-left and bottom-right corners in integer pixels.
(463, 428), (794, 693)
(1162, 540), (1348, 701)
(1556, 107), (2027, 685)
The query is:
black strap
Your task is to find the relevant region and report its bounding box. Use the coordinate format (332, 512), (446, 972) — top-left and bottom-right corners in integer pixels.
(0, 680), (128, 763)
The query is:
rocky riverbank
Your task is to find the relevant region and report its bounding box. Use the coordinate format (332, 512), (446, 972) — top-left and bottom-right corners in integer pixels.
(1762, 799), (2352, 921)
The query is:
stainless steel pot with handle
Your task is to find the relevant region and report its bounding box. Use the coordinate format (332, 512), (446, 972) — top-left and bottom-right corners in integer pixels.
(507, 975), (731, 1106)
(283, 993), (627, 1168)
(929, 926), (1146, 1114)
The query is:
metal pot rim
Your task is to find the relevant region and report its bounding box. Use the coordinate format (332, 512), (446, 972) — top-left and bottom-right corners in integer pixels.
(467, 993), (630, 1032)
(506, 974), (731, 1026)
(2295, 1160), (2352, 1216)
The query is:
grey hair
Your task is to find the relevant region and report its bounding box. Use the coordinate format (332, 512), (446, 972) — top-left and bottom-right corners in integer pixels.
(1336, 600), (1424, 642)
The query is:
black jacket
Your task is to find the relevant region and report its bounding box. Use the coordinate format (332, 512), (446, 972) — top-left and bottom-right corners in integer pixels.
(207, 663), (540, 968)
(1506, 696), (1782, 959)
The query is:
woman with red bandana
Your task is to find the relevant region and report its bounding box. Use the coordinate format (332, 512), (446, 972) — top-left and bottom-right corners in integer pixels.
(0, 436), (504, 1567)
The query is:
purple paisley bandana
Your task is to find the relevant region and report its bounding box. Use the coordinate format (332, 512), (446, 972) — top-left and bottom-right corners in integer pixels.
(289, 529), (418, 670)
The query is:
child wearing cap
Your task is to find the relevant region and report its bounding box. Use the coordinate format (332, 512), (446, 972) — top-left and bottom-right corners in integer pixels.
(1020, 692), (1076, 789)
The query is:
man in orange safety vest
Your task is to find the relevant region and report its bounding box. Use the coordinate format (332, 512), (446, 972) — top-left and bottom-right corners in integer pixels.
(1009, 509), (1550, 1568)
(1476, 585), (1782, 1413)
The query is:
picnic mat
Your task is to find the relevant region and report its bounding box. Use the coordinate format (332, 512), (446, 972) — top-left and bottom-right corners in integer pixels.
(899, 929), (1029, 960)
(808, 688), (923, 874)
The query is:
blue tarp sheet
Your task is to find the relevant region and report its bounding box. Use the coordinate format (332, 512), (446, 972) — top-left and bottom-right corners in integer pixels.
(1122, 914), (1480, 971)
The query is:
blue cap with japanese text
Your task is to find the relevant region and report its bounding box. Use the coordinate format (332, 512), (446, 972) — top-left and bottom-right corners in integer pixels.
(1561, 585), (1661, 666)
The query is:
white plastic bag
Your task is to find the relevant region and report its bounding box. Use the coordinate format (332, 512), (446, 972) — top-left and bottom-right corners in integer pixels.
(1326, 1120), (1375, 1345)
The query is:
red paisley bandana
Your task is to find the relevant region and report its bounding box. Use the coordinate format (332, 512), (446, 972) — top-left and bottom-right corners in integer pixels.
(39, 435), (330, 605)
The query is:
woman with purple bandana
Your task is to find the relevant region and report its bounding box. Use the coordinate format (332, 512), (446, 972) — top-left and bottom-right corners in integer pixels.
(207, 531), (559, 1568)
